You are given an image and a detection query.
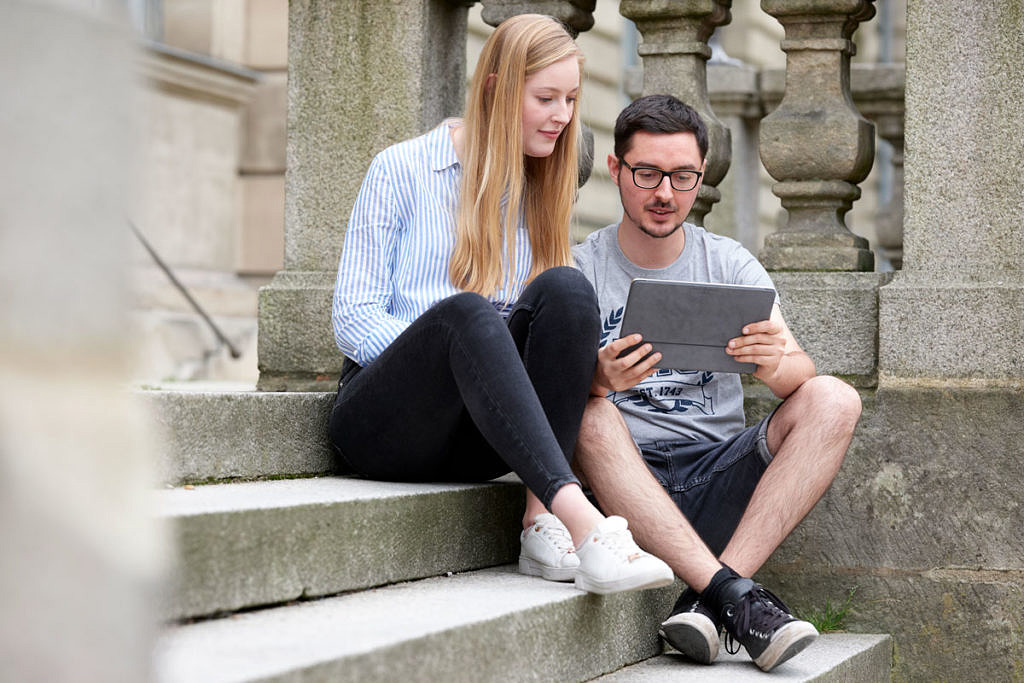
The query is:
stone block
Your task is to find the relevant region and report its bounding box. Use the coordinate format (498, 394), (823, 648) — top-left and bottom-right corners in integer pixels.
(880, 278), (1024, 380)
(257, 271), (341, 390)
(755, 568), (1022, 683)
(1, 6), (161, 682)
(158, 477), (526, 619)
(142, 389), (333, 484)
(753, 383), (1024, 682)
(240, 70), (286, 173)
(238, 174), (285, 274)
(766, 384), (1024, 570)
(772, 272), (891, 384)
(903, 3), (1024, 281)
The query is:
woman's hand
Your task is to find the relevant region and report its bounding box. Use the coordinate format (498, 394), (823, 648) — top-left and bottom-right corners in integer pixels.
(590, 334), (661, 396)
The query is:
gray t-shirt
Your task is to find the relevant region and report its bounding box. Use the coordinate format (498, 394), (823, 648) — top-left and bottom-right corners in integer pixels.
(573, 222), (777, 445)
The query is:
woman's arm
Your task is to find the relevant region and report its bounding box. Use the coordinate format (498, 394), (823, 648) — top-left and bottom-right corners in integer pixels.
(332, 154), (411, 366)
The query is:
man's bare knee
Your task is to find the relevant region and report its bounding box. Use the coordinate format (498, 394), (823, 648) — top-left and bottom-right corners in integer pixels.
(769, 375), (861, 452)
(804, 375), (861, 432)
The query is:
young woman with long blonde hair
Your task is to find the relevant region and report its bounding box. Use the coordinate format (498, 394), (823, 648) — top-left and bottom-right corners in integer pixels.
(328, 14), (671, 594)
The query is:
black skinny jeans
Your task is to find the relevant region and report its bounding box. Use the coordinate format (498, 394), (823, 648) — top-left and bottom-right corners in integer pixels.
(328, 266), (599, 509)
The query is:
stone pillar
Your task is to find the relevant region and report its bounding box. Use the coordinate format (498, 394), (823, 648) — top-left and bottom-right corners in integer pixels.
(760, 7), (1024, 679)
(880, 3), (1024, 381)
(257, 0), (472, 390)
(758, 0), (876, 271)
(479, 0), (595, 36)
(619, 0), (733, 226)
(0, 3), (162, 681)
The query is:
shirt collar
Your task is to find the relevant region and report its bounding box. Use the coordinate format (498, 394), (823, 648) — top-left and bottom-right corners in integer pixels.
(430, 119), (461, 172)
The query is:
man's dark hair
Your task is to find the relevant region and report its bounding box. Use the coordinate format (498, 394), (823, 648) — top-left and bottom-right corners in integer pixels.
(613, 94), (709, 161)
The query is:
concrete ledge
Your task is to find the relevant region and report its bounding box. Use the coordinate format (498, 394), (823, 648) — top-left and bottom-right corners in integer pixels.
(158, 476), (525, 620)
(155, 566), (677, 683)
(141, 389), (334, 484)
(597, 634), (892, 681)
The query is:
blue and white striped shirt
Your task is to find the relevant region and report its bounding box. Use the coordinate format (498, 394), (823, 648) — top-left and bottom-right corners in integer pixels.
(332, 121), (533, 366)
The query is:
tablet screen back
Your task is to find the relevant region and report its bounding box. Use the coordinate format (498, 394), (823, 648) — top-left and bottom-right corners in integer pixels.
(619, 279), (776, 373)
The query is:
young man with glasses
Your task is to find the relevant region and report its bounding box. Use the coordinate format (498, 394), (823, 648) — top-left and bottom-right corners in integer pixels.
(571, 95), (862, 672)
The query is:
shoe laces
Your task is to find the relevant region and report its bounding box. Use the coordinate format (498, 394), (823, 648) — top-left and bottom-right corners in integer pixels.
(723, 585), (792, 655)
(534, 521), (575, 554)
(591, 526), (643, 562)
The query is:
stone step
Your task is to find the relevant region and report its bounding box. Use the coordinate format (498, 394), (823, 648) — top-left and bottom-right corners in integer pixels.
(141, 388), (334, 485)
(154, 566), (677, 683)
(597, 634), (892, 681)
(155, 566), (888, 683)
(158, 476), (524, 620)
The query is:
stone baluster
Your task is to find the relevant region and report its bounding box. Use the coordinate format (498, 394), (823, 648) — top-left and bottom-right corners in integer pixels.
(257, 0), (473, 390)
(479, 0), (595, 37)
(758, 0), (876, 271)
(852, 63), (906, 270)
(478, 2), (598, 187)
(618, 1), (733, 226)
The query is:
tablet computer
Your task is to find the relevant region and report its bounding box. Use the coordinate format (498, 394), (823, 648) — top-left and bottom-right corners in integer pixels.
(618, 278), (776, 373)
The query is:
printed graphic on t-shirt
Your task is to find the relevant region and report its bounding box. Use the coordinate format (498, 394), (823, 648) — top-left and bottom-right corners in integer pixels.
(601, 308), (717, 416)
(610, 369), (716, 415)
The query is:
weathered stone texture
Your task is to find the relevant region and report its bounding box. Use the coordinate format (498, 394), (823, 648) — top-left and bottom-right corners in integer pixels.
(144, 390), (334, 484)
(882, 2), (1024, 380)
(161, 478), (526, 619)
(758, 0), (876, 271)
(773, 272), (891, 383)
(902, 3), (1024, 278)
(257, 271), (339, 390)
(754, 385), (1024, 682)
(285, 0), (468, 272)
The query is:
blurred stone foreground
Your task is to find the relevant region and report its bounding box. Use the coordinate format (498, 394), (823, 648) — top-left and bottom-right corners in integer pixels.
(0, 1), (164, 681)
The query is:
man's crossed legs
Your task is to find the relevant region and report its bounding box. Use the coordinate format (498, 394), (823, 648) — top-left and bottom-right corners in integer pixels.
(573, 375), (861, 672)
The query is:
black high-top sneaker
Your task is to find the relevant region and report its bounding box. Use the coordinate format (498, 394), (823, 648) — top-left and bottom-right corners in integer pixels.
(659, 586), (722, 664)
(718, 578), (818, 672)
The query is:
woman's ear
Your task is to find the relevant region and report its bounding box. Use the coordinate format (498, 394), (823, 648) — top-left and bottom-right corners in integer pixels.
(484, 73), (497, 95)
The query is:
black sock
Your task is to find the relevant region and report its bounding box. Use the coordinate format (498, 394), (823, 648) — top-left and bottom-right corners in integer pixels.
(700, 564), (741, 614)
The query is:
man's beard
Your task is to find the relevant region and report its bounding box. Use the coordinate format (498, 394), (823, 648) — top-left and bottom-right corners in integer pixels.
(623, 202), (684, 239)
(638, 218), (684, 239)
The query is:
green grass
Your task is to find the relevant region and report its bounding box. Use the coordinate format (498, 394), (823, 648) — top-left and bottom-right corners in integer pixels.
(797, 587), (857, 633)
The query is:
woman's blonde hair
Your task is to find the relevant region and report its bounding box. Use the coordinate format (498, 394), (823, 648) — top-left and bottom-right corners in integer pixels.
(450, 14), (583, 297)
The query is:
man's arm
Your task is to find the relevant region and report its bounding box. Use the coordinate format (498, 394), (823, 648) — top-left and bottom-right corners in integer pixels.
(725, 303), (815, 399)
(590, 334), (661, 396)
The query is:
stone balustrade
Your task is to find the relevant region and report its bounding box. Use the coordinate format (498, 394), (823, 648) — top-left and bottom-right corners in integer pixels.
(258, 0), (908, 391)
(757, 0), (877, 272)
(619, 0), (733, 226)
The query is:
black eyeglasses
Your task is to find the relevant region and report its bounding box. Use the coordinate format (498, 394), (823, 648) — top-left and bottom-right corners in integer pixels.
(619, 159), (703, 192)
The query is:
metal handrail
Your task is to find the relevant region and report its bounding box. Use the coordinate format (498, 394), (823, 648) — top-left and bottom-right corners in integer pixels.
(130, 221), (242, 359)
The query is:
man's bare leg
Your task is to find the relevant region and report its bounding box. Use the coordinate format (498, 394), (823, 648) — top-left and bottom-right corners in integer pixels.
(574, 396), (722, 592)
(719, 375), (861, 577)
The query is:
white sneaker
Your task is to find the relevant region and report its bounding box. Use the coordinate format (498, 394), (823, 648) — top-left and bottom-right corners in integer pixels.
(574, 516), (674, 595)
(518, 513), (580, 582)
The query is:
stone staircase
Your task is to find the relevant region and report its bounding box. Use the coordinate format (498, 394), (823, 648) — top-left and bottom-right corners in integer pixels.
(147, 387), (891, 682)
